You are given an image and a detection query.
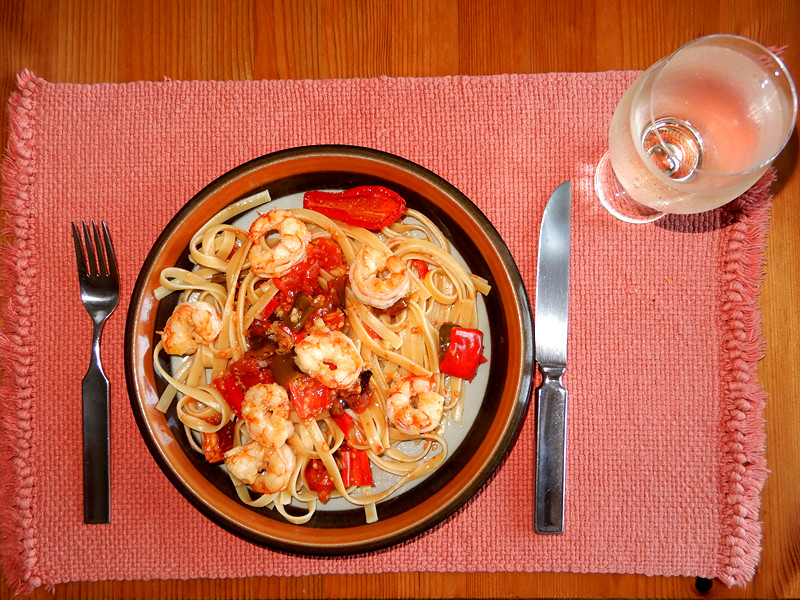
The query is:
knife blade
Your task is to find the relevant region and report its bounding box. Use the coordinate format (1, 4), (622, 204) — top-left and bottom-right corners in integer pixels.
(534, 181), (571, 534)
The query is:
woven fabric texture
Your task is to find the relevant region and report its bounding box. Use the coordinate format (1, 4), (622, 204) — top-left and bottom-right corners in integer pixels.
(0, 70), (769, 593)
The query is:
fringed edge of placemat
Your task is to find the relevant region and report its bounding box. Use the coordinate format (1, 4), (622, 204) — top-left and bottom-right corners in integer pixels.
(715, 171), (773, 587)
(0, 69), (46, 595)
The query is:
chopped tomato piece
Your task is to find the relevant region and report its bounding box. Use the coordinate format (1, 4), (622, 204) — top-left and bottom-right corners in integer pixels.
(202, 421), (235, 463)
(409, 259), (431, 279)
(320, 308), (345, 331)
(305, 459), (336, 503)
(341, 370), (373, 414)
(287, 375), (335, 420)
(213, 373), (245, 416)
(311, 237), (345, 272)
(248, 317), (272, 339)
(275, 238), (345, 300)
(228, 354), (275, 389)
(239, 370), (274, 389)
(303, 186), (406, 229)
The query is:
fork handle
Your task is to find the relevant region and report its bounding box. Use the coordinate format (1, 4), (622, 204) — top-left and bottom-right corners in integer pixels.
(82, 322), (110, 524)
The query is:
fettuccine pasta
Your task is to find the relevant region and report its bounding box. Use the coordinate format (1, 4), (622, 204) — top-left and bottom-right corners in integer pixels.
(153, 187), (490, 524)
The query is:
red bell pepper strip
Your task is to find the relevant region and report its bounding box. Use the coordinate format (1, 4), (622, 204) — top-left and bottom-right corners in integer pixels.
(260, 295), (281, 320)
(338, 446), (374, 487)
(438, 324), (488, 382)
(363, 324), (382, 340)
(332, 412), (354, 438)
(213, 373), (245, 417)
(303, 186), (406, 229)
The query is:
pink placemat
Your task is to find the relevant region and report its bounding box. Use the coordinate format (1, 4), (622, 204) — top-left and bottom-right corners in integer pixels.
(0, 69), (770, 593)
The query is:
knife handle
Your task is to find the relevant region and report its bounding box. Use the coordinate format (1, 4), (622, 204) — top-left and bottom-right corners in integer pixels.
(534, 366), (568, 534)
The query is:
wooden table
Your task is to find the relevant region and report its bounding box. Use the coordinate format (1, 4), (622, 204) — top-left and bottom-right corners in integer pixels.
(1, 1), (798, 598)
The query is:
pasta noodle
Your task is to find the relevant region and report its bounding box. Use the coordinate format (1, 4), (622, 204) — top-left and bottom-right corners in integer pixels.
(153, 188), (490, 524)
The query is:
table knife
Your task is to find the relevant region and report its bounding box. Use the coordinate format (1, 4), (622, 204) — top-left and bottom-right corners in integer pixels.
(534, 181), (571, 534)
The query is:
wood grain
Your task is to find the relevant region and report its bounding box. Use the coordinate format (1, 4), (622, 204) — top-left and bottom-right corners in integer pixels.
(1, 1), (798, 598)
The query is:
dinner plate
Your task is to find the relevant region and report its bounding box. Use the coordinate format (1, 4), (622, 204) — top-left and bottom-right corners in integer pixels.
(125, 145), (534, 554)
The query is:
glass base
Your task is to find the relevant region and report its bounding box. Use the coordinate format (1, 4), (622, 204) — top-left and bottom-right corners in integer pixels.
(594, 152), (665, 223)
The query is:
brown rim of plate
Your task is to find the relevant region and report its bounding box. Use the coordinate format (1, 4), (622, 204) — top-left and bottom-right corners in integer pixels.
(124, 145), (534, 555)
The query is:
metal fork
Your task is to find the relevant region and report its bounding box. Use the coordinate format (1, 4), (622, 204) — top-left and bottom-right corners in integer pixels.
(71, 221), (119, 524)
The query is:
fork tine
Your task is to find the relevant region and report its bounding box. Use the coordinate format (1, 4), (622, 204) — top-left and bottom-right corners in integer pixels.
(82, 220), (98, 276)
(72, 222), (88, 276)
(91, 221), (108, 276)
(101, 222), (118, 280)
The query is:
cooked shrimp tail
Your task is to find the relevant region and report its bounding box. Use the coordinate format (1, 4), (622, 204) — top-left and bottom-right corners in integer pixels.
(386, 376), (445, 434)
(349, 245), (410, 310)
(248, 209), (311, 277)
(160, 300), (222, 355)
(294, 329), (364, 389)
(241, 383), (296, 447)
(224, 440), (297, 495)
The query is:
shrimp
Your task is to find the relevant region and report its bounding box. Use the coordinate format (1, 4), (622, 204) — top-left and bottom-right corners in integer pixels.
(224, 440), (296, 495)
(240, 383), (296, 447)
(248, 209), (310, 277)
(349, 245), (410, 310)
(386, 376), (445, 434)
(294, 329), (364, 389)
(161, 300), (222, 355)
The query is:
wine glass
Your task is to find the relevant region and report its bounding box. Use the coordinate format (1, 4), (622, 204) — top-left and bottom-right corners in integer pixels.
(595, 34), (797, 223)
